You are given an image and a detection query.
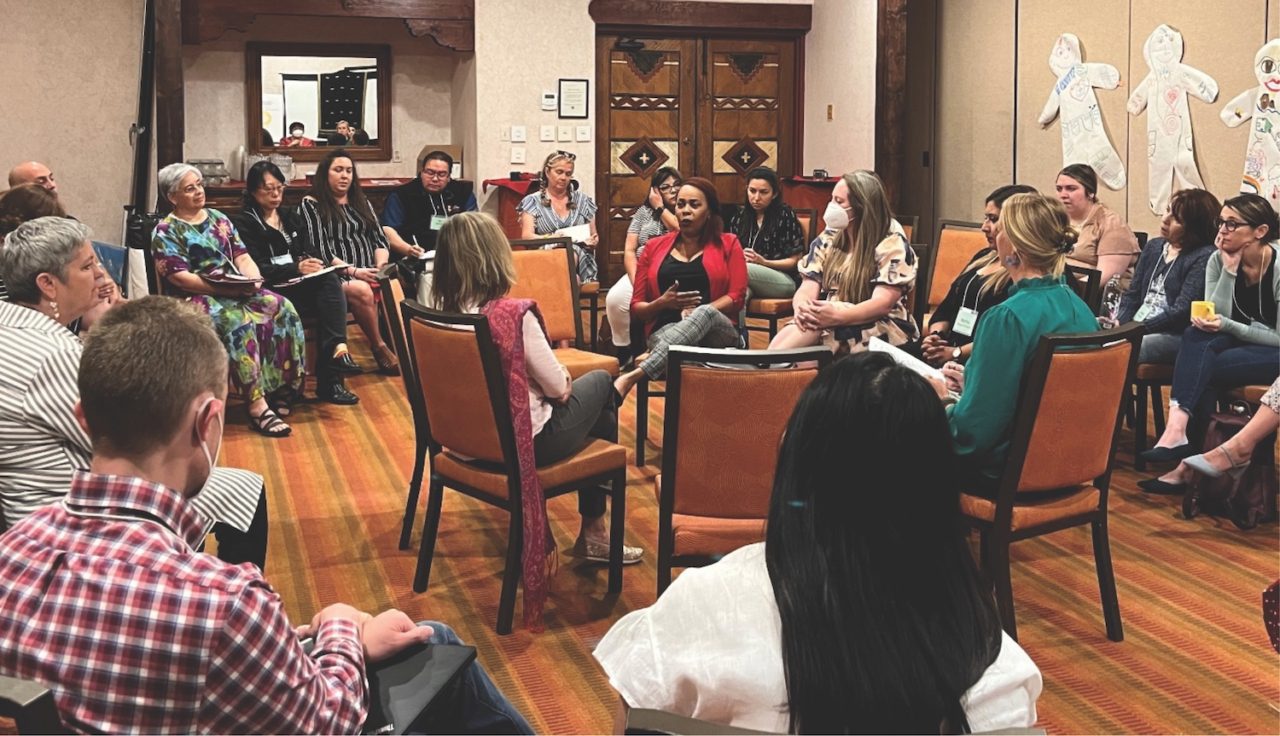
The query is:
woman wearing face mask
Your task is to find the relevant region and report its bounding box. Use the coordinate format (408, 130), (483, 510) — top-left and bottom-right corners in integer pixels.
(768, 170), (919, 354)
(1138, 193), (1280, 470)
(298, 149), (399, 375)
(921, 184), (1037, 367)
(280, 122), (315, 148)
(726, 167), (806, 301)
(0, 218), (268, 567)
(518, 151), (600, 283)
(613, 178), (748, 401)
(944, 194), (1098, 490)
(1110, 188), (1219, 364)
(1055, 163), (1140, 289)
(604, 167), (681, 365)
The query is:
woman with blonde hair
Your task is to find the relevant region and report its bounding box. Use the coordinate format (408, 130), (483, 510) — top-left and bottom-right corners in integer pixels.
(768, 170), (919, 355)
(944, 193), (1098, 489)
(516, 150), (599, 282)
(433, 213), (641, 608)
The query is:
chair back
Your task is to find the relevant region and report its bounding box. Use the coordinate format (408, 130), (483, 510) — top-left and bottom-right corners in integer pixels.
(896, 214), (919, 242)
(378, 269), (424, 409)
(1000, 323), (1142, 497)
(507, 243), (582, 345)
(926, 220), (987, 314)
(1134, 230), (1149, 250)
(401, 302), (513, 464)
(1064, 264), (1103, 314)
(0, 674), (61, 734)
(908, 242), (931, 323)
(662, 346), (832, 519)
(509, 236), (569, 252)
(793, 207), (817, 243)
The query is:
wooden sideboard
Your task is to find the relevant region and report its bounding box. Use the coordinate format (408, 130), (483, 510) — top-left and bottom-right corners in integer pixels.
(202, 177), (452, 215)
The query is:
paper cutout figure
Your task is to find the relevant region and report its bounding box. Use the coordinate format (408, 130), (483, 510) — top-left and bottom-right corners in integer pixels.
(1221, 38), (1280, 207)
(1127, 25), (1219, 214)
(1039, 33), (1127, 190)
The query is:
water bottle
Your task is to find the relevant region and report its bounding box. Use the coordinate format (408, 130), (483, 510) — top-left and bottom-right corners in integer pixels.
(1101, 274), (1123, 325)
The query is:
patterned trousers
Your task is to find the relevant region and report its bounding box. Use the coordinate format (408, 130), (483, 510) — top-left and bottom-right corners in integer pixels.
(640, 304), (741, 380)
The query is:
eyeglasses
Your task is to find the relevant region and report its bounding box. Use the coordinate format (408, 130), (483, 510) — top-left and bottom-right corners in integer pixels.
(421, 170), (450, 180)
(657, 183), (681, 192)
(1214, 218), (1249, 233)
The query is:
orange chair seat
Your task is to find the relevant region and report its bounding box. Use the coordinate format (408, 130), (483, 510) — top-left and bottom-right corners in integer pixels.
(1227, 385), (1269, 404)
(747, 298), (793, 316)
(436, 439), (626, 498)
(1135, 363), (1173, 381)
(555, 347), (619, 378)
(579, 282), (600, 297)
(652, 476), (767, 556)
(960, 486), (1101, 532)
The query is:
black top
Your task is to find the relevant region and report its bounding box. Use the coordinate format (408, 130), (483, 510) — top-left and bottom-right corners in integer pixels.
(654, 251), (710, 331)
(726, 203), (806, 284)
(380, 178), (478, 253)
(927, 248), (1010, 347)
(232, 206), (310, 285)
(1233, 248), (1278, 327)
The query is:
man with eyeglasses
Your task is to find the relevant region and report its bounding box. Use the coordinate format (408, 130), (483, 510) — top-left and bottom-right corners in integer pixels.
(380, 150), (477, 258)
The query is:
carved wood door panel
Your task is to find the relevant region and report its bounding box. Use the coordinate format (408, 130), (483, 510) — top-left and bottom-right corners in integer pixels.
(595, 35), (798, 286)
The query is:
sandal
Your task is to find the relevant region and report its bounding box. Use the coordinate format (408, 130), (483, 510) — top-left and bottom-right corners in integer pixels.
(373, 345), (400, 376)
(248, 407), (292, 438)
(267, 387), (301, 417)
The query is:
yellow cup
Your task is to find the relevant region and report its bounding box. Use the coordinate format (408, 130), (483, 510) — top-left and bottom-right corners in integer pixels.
(1191, 300), (1215, 320)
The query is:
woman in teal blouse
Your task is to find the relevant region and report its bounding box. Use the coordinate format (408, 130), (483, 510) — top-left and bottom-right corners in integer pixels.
(944, 193), (1097, 489)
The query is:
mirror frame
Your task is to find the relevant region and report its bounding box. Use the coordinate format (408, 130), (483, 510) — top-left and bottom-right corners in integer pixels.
(245, 41), (393, 163)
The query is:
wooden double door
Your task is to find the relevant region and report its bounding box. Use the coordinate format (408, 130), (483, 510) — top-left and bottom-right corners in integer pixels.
(594, 35), (801, 285)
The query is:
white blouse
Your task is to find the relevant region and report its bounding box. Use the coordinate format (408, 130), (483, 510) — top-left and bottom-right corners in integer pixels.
(594, 543), (1042, 733)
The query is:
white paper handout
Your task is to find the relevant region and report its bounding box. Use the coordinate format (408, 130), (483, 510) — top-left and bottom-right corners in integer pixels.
(276, 265), (340, 288)
(867, 337), (962, 402)
(1221, 38), (1280, 207)
(1127, 25), (1219, 215)
(1039, 33), (1127, 190)
(554, 224), (592, 243)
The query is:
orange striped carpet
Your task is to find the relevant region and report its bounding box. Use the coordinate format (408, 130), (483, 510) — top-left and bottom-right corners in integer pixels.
(221, 341), (1280, 734)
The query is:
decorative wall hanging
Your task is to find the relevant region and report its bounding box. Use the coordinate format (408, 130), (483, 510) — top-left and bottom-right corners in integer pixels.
(1127, 25), (1219, 215)
(1221, 38), (1280, 207)
(1038, 33), (1127, 190)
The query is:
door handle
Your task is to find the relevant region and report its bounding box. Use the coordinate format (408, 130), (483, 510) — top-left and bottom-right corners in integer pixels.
(682, 136), (691, 145)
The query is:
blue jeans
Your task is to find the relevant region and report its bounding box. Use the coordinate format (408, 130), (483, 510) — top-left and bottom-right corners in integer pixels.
(414, 621), (533, 734)
(1170, 327), (1280, 418)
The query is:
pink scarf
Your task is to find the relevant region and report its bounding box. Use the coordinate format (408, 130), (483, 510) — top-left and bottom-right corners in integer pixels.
(481, 297), (552, 631)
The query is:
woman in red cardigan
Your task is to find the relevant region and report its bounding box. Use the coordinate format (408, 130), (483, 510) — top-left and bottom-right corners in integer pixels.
(614, 177), (748, 400)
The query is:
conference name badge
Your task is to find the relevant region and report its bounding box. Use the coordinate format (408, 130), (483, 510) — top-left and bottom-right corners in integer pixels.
(430, 214), (448, 230)
(953, 307), (978, 337)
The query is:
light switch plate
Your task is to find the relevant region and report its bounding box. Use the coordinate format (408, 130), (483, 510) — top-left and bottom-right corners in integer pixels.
(499, 126), (510, 142)
(575, 125), (591, 142)
(539, 125), (555, 142)
(557, 125), (573, 142)
(510, 146), (526, 164)
(511, 125), (527, 143)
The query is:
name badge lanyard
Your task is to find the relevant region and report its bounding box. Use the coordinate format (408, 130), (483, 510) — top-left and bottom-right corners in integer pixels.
(1134, 244), (1173, 321)
(952, 271), (982, 337)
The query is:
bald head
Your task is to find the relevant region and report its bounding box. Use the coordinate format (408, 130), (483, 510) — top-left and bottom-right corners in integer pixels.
(7, 162), (56, 195)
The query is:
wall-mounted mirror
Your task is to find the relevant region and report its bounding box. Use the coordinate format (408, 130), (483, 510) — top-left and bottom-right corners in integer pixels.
(245, 42), (392, 162)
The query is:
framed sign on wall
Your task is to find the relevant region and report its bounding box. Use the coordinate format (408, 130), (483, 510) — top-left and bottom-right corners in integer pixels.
(558, 78), (589, 119)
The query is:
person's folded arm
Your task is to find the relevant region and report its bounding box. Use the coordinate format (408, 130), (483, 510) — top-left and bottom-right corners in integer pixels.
(829, 285), (902, 326)
(523, 312), (571, 402)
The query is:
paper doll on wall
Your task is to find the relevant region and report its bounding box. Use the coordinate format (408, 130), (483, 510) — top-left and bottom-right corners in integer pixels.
(1039, 33), (1127, 190)
(1127, 25), (1219, 215)
(1221, 38), (1280, 207)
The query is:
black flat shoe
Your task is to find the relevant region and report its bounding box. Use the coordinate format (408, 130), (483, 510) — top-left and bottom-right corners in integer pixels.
(333, 352), (363, 375)
(1138, 443), (1197, 464)
(1137, 478), (1186, 495)
(318, 382), (360, 405)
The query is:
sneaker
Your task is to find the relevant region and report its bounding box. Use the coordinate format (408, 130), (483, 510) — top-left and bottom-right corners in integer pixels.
(571, 537), (644, 565)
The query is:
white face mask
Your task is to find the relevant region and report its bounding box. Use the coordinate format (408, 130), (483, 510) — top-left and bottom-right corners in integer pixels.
(195, 397), (223, 493)
(823, 201), (851, 233)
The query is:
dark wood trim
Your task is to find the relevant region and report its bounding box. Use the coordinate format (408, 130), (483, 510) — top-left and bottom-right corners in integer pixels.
(876, 0), (907, 210)
(182, 0), (474, 50)
(793, 32), (806, 174)
(156, 0), (186, 176)
(245, 42), (393, 163)
(589, 0), (811, 35)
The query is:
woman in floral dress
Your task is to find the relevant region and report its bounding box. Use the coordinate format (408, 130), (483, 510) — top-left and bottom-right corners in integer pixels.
(152, 163), (304, 438)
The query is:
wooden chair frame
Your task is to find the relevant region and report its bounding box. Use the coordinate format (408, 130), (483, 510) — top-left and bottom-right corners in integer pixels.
(0, 675), (60, 734)
(1064, 264), (1103, 314)
(657, 345), (832, 593)
(964, 322), (1142, 642)
(399, 301), (628, 634)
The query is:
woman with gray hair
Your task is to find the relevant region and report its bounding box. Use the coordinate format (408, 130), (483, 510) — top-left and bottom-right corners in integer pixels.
(152, 163), (305, 438)
(0, 217), (269, 565)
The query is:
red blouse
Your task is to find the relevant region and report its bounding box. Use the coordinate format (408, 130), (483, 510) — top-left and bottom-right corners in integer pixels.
(631, 231), (749, 336)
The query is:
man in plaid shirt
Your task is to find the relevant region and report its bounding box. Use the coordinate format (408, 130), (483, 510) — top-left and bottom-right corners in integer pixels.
(0, 297), (530, 734)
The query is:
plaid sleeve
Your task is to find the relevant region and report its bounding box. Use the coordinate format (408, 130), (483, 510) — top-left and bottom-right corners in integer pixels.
(203, 583), (367, 734)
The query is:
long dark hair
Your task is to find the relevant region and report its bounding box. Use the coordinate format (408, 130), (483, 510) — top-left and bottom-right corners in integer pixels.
(766, 352), (1002, 734)
(1224, 192), (1280, 243)
(678, 176), (724, 246)
(1169, 188), (1221, 249)
(308, 149), (377, 230)
(647, 166), (682, 217)
(240, 160), (288, 216)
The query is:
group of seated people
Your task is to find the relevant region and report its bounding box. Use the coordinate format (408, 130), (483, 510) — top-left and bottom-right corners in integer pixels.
(267, 119), (372, 148)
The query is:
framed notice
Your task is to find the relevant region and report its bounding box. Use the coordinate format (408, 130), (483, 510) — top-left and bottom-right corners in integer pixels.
(558, 78), (589, 119)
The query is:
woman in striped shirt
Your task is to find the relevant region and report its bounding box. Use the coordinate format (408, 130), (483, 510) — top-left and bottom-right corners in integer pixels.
(517, 151), (599, 283)
(299, 150), (399, 374)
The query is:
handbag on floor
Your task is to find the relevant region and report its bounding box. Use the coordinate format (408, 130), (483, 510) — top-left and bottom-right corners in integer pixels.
(1183, 404), (1277, 530)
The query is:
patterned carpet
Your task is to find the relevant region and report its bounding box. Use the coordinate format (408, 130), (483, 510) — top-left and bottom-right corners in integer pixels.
(220, 339), (1280, 735)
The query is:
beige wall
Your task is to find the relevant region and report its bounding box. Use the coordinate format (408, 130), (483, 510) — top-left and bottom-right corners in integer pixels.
(936, 0), (1276, 240)
(182, 15), (457, 180)
(0, 0), (143, 242)
(803, 0), (877, 173)
(451, 56), (478, 183)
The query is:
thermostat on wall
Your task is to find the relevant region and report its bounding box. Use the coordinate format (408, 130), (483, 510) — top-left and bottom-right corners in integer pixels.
(542, 90), (557, 111)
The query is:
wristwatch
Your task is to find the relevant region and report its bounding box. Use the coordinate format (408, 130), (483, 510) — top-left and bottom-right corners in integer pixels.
(952, 347), (962, 361)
